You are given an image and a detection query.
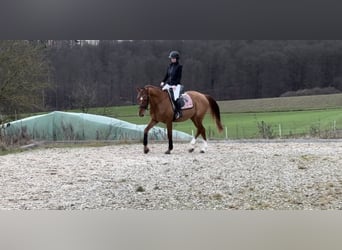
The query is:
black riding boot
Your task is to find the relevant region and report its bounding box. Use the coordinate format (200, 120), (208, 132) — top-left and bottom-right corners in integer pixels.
(174, 98), (182, 120)
(169, 88), (182, 120)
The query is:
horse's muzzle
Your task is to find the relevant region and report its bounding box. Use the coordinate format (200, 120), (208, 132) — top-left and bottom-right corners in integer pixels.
(138, 109), (146, 117)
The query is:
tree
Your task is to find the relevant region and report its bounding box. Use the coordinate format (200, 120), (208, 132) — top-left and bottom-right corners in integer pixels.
(41, 40), (342, 110)
(0, 40), (50, 116)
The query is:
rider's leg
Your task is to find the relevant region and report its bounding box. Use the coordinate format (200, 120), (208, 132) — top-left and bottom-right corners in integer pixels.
(174, 85), (181, 100)
(169, 88), (182, 120)
(174, 85), (182, 118)
(168, 87), (175, 103)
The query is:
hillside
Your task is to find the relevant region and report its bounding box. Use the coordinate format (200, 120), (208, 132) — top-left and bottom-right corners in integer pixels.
(74, 93), (342, 118)
(218, 93), (342, 113)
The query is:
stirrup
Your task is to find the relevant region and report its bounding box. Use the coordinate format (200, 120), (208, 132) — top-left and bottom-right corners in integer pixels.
(174, 111), (182, 120)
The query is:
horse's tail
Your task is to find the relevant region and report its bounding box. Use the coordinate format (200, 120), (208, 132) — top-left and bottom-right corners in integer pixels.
(205, 95), (223, 133)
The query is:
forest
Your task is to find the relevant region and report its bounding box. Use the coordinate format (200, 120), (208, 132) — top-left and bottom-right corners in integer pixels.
(1, 40), (342, 116)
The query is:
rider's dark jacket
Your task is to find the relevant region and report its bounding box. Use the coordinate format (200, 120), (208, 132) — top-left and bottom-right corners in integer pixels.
(162, 62), (182, 86)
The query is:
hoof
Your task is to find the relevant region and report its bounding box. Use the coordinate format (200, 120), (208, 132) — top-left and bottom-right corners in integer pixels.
(165, 150), (171, 154)
(188, 148), (194, 153)
(200, 150), (205, 153)
(144, 147), (150, 154)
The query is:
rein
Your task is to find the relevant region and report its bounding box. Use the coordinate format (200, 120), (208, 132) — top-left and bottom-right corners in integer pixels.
(139, 85), (167, 111)
(139, 85), (169, 114)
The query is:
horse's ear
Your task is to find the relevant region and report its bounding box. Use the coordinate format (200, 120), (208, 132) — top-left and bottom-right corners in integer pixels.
(136, 87), (141, 92)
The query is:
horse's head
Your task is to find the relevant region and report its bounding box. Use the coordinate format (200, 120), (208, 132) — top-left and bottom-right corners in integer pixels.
(136, 87), (149, 117)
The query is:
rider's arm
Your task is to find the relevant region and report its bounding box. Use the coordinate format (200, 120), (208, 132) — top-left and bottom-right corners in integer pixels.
(161, 66), (169, 84)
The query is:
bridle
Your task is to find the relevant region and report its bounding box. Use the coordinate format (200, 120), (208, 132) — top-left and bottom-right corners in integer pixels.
(137, 86), (166, 112)
(138, 89), (149, 110)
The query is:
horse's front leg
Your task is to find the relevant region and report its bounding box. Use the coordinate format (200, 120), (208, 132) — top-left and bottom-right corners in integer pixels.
(143, 119), (158, 154)
(165, 122), (173, 154)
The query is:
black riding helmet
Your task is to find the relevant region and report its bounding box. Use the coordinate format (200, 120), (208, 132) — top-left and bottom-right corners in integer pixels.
(169, 51), (180, 59)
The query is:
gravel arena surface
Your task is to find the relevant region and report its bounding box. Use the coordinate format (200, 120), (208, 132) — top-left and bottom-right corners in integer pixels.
(1, 140), (342, 210)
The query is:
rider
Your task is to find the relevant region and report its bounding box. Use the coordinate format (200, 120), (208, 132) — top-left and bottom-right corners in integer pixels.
(160, 50), (183, 120)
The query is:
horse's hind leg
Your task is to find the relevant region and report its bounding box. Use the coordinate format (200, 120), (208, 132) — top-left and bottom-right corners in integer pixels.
(189, 118), (199, 152)
(189, 137), (196, 153)
(189, 118), (207, 153)
(198, 123), (207, 153)
(200, 139), (208, 153)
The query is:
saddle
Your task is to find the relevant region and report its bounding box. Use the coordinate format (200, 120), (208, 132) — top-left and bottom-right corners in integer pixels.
(165, 86), (193, 120)
(176, 93), (193, 110)
(166, 91), (193, 111)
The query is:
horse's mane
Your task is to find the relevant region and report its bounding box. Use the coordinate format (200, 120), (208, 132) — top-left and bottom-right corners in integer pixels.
(144, 84), (161, 90)
(144, 85), (165, 95)
(144, 84), (191, 95)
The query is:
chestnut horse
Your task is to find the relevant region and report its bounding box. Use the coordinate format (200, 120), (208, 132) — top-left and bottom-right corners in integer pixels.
(136, 85), (223, 154)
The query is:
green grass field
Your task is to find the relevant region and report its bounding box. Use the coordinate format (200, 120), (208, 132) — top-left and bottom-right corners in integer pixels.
(112, 108), (342, 139)
(74, 93), (342, 139)
(21, 93), (342, 139)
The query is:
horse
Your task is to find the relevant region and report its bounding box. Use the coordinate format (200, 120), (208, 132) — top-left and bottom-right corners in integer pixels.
(136, 85), (223, 154)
